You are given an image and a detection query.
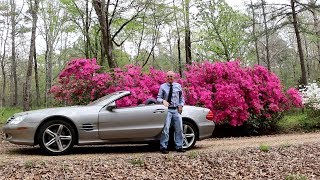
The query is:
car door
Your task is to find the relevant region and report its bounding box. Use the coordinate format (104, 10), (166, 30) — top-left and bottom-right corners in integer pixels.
(98, 104), (167, 140)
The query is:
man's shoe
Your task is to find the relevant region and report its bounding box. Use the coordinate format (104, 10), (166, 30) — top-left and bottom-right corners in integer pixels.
(160, 149), (169, 154)
(176, 148), (186, 153)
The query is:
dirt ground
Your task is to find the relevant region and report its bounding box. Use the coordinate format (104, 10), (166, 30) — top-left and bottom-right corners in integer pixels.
(1, 131), (320, 179)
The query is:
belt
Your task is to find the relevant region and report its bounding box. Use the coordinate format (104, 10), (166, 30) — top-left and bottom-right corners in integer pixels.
(168, 107), (177, 109)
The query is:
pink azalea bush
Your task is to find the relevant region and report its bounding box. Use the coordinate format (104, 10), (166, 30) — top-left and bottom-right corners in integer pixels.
(111, 65), (169, 107)
(50, 58), (112, 104)
(183, 61), (302, 126)
(51, 58), (302, 127)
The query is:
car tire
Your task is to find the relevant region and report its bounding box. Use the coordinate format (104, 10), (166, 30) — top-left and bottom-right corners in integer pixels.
(38, 120), (75, 155)
(181, 121), (197, 149)
(169, 121), (198, 150)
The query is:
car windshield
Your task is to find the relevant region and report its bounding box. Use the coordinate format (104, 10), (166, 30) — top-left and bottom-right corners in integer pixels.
(87, 92), (119, 106)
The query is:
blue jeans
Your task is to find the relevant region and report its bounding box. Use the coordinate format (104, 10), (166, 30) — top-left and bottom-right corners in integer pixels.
(160, 109), (183, 150)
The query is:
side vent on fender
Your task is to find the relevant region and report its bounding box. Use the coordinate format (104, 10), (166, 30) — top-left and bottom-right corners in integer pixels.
(81, 123), (96, 131)
(6, 116), (15, 124)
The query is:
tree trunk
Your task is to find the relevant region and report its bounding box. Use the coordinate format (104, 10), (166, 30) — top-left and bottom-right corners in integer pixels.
(45, 41), (53, 107)
(136, 14), (145, 63)
(23, 0), (39, 111)
(34, 45), (40, 107)
(251, 0), (260, 65)
(261, 0), (271, 70)
(1, 32), (8, 107)
(310, 0), (320, 64)
(173, 0), (182, 76)
(184, 0), (192, 65)
(303, 34), (310, 79)
(290, 0), (307, 85)
(92, 0), (116, 68)
(84, 0), (91, 58)
(0, 56), (5, 107)
(10, 0), (18, 106)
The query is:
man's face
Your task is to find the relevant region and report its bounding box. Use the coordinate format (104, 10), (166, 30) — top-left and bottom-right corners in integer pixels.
(166, 72), (175, 84)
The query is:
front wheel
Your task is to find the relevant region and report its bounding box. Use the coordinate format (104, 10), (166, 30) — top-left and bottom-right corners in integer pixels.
(38, 120), (75, 155)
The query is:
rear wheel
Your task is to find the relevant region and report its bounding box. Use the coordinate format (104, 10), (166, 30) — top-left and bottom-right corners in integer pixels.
(38, 120), (75, 155)
(169, 121), (198, 150)
(182, 121), (197, 149)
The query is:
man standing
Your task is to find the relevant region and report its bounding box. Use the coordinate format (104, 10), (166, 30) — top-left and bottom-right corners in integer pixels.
(157, 71), (185, 154)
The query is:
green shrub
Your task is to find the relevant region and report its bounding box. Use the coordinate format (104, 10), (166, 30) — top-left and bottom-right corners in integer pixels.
(277, 108), (320, 132)
(259, 144), (270, 152)
(128, 158), (144, 166)
(188, 151), (198, 159)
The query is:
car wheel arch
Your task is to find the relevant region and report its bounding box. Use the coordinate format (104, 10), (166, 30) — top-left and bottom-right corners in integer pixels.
(182, 117), (199, 140)
(34, 115), (79, 145)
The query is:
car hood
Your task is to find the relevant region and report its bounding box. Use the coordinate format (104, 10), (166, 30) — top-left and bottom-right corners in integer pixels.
(12, 106), (102, 118)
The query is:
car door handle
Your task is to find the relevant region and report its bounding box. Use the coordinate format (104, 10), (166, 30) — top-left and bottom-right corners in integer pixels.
(153, 109), (165, 113)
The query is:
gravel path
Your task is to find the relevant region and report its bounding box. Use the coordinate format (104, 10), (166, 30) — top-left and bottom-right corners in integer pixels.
(1, 131), (320, 179)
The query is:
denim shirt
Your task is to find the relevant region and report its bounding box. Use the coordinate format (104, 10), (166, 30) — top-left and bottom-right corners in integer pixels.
(157, 82), (185, 107)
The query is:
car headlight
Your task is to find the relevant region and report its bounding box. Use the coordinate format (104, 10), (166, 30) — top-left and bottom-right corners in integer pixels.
(8, 115), (27, 125)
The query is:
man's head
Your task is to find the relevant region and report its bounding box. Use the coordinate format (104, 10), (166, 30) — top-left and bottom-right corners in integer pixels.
(166, 71), (175, 84)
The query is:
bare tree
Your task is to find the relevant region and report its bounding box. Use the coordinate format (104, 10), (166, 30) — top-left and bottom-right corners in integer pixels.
(173, 0), (182, 76)
(0, 5), (10, 107)
(261, 0), (271, 70)
(65, 0), (94, 58)
(10, 0), (18, 106)
(250, 0), (260, 65)
(184, 0), (191, 65)
(39, 0), (67, 106)
(92, 0), (146, 68)
(290, 0), (307, 85)
(23, 0), (39, 111)
(34, 45), (40, 107)
(310, 0), (320, 64)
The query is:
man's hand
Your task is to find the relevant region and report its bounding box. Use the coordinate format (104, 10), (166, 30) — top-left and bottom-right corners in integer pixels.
(178, 106), (183, 114)
(163, 100), (170, 107)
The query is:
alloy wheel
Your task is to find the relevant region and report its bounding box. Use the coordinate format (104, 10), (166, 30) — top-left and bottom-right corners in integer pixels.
(42, 124), (73, 153)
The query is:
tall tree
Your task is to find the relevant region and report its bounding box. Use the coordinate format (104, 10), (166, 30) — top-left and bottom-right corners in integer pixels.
(23, 0), (39, 111)
(92, 0), (114, 67)
(261, 0), (271, 70)
(34, 46), (40, 107)
(10, 0), (18, 106)
(290, 0), (307, 85)
(173, 0), (182, 76)
(39, 0), (67, 106)
(92, 0), (146, 68)
(250, 0), (260, 65)
(184, 0), (191, 64)
(0, 3), (10, 107)
(195, 0), (250, 61)
(310, 0), (320, 64)
(61, 0), (94, 58)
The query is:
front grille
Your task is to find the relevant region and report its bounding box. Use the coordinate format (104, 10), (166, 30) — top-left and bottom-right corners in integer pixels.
(81, 123), (96, 131)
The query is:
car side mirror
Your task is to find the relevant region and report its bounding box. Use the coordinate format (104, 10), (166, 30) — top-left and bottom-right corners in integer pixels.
(107, 102), (116, 111)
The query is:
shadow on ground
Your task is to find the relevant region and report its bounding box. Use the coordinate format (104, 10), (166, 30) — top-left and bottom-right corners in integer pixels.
(6, 144), (205, 156)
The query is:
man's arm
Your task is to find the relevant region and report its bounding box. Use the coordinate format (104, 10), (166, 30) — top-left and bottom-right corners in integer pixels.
(178, 85), (185, 114)
(157, 84), (170, 107)
(178, 85), (185, 107)
(157, 85), (164, 103)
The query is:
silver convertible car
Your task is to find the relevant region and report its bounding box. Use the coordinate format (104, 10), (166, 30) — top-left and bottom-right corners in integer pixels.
(3, 91), (215, 155)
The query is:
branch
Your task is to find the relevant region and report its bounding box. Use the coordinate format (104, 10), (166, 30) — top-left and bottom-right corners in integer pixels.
(112, 35), (129, 47)
(111, 4), (146, 40)
(108, 0), (119, 26)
